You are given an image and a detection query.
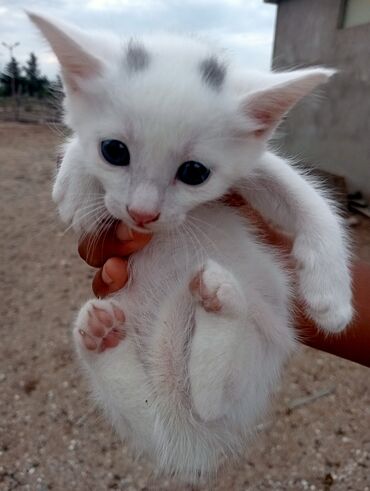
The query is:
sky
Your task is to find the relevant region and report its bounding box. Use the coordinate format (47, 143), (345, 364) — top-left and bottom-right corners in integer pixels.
(0, 0), (276, 79)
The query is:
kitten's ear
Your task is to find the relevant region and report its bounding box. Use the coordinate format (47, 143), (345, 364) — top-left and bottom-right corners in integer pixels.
(27, 11), (103, 91)
(242, 68), (335, 137)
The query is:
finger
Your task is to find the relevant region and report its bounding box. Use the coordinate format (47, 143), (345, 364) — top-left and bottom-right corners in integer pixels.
(116, 234), (152, 257)
(92, 257), (129, 298)
(116, 222), (152, 254)
(79, 221), (152, 267)
(116, 221), (134, 241)
(79, 221), (121, 267)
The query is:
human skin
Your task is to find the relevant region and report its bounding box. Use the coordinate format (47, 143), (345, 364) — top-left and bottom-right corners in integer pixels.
(78, 196), (370, 368)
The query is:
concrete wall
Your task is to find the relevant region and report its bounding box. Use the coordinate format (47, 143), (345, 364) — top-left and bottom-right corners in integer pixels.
(271, 0), (370, 196)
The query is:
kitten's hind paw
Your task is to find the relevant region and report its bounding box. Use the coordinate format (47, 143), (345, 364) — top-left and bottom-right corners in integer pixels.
(75, 299), (126, 353)
(190, 259), (243, 316)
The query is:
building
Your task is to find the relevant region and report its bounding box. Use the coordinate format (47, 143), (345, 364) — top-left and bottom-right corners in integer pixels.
(265, 0), (370, 196)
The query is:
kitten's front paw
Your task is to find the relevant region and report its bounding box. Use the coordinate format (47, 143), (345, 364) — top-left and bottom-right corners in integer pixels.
(297, 260), (352, 333)
(190, 260), (243, 316)
(74, 299), (126, 353)
(304, 292), (353, 333)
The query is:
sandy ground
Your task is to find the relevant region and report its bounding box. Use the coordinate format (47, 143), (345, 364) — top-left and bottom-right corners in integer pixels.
(0, 122), (369, 491)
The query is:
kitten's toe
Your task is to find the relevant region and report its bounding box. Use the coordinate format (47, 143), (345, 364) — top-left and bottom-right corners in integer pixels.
(75, 299), (126, 353)
(190, 260), (243, 316)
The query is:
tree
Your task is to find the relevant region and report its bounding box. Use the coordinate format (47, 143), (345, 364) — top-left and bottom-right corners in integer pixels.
(0, 56), (24, 96)
(0, 53), (52, 98)
(23, 53), (51, 98)
(54, 74), (63, 91)
(23, 52), (40, 96)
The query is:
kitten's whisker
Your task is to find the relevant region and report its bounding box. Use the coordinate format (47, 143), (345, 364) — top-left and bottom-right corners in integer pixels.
(89, 211), (114, 257)
(187, 213), (229, 240)
(74, 197), (105, 208)
(186, 218), (223, 259)
(61, 204), (106, 236)
(180, 221), (206, 268)
(175, 223), (192, 272)
(84, 210), (111, 261)
(77, 207), (109, 256)
(62, 210), (101, 236)
(101, 215), (116, 249)
(68, 200), (105, 219)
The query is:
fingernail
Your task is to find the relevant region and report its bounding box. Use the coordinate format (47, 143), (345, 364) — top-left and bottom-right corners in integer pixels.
(117, 222), (134, 241)
(102, 266), (113, 285)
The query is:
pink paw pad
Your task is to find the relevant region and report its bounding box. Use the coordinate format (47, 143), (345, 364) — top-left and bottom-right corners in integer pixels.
(79, 303), (126, 353)
(190, 269), (222, 313)
(190, 260), (242, 316)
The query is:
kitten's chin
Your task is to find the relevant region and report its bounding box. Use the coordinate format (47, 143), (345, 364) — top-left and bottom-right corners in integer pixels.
(151, 214), (187, 233)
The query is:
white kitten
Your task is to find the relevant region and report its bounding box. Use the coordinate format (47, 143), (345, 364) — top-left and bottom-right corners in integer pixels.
(29, 12), (352, 481)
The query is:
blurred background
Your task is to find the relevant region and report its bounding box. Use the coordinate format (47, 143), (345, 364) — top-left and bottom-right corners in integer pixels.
(0, 1), (369, 490)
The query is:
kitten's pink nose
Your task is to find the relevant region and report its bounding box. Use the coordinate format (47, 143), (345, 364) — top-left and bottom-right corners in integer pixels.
(127, 207), (160, 226)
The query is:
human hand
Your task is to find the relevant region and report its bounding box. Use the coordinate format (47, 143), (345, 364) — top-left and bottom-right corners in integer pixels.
(78, 221), (152, 298)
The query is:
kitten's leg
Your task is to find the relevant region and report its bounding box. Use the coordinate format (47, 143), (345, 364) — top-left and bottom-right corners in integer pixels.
(74, 299), (126, 354)
(53, 138), (102, 228)
(238, 152), (352, 333)
(190, 259), (245, 316)
(188, 260), (248, 422)
(74, 299), (155, 446)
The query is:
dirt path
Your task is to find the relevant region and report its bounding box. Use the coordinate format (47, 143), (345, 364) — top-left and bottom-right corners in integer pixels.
(0, 123), (369, 491)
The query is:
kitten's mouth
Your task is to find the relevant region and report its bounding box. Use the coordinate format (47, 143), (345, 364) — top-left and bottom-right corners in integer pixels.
(106, 204), (180, 234)
(118, 214), (157, 234)
(123, 216), (178, 235)
(127, 222), (153, 234)
(105, 209), (154, 234)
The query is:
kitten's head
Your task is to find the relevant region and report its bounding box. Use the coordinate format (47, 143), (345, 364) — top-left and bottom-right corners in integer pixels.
(29, 12), (333, 233)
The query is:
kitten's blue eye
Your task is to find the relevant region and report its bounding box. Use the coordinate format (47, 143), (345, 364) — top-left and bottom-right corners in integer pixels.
(176, 161), (210, 185)
(101, 139), (130, 166)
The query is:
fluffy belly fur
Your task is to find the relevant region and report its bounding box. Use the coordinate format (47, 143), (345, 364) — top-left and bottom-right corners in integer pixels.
(74, 204), (296, 480)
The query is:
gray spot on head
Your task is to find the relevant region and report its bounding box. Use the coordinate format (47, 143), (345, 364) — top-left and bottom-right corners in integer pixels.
(126, 40), (150, 72)
(199, 56), (226, 90)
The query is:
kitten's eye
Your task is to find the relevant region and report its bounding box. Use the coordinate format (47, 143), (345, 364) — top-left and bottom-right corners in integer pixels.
(176, 161), (210, 185)
(100, 139), (130, 166)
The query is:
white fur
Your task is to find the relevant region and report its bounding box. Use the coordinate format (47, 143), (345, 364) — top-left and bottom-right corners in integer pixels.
(29, 12), (353, 481)
(75, 205), (295, 479)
